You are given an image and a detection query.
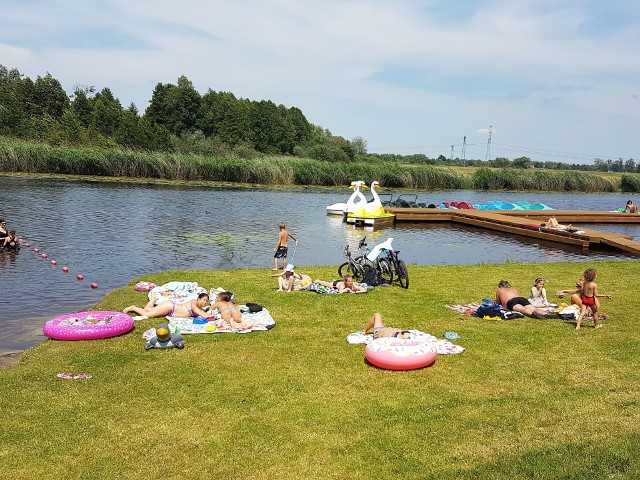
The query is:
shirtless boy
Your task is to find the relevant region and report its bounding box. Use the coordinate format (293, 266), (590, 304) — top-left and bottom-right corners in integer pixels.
(273, 223), (298, 271)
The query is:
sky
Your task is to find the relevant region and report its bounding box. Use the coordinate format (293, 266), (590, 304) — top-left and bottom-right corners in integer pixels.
(1, 0), (639, 164)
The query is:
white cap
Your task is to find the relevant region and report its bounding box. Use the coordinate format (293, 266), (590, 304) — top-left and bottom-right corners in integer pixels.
(284, 264), (295, 272)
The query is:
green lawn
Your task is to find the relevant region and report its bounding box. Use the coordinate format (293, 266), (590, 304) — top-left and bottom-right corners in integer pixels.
(2, 261), (639, 479)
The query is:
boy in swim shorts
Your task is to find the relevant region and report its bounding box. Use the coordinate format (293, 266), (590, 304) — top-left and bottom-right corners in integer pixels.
(273, 222), (298, 271)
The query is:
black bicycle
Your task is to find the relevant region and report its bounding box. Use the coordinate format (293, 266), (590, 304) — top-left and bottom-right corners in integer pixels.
(337, 237), (374, 283)
(338, 236), (394, 286)
(375, 242), (409, 289)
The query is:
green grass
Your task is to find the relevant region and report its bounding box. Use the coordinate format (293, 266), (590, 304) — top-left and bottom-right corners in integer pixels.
(2, 261), (640, 479)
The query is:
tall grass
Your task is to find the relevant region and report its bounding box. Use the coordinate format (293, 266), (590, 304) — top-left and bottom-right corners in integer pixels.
(0, 138), (623, 192)
(473, 167), (616, 192)
(620, 174), (640, 192)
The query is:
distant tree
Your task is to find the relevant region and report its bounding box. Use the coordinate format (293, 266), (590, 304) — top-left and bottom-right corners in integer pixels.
(91, 88), (122, 138)
(351, 136), (367, 155)
(492, 157), (511, 168)
(145, 75), (201, 136)
(32, 73), (69, 120)
(71, 86), (95, 127)
(512, 156), (532, 169)
(624, 158), (636, 172)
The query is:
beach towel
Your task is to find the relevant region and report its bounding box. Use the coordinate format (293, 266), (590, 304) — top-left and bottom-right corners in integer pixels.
(302, 281), (369, 294)
(149, 281), (207, 305)
(347, 330), (465, 355)
(142, 307), (276, 339)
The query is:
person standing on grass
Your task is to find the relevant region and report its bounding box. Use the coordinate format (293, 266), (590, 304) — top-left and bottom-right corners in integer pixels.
(576, 268), (612, 330)
(272, 222), (298, 271)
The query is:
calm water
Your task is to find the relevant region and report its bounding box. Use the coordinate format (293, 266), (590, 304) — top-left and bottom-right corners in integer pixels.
(1, 176), (638, 353)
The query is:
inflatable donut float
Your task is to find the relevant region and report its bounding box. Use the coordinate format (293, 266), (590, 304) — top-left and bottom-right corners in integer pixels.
(43, 311), (134, 341)
(134, 281), (157, 291)
(365, 337), (437, 370)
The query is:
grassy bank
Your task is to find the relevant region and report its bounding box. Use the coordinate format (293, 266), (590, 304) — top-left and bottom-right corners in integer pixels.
(2, 261), (639, 479)
(3, 137), (639, 192)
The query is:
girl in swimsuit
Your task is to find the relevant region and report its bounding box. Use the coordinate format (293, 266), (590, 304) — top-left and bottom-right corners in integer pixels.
(362, 312), (411, 339)
(575, 268), (612, 330)
(123, 292), (213, 319)
(529, 277), (549, 307)
(210, 291), (250, 329)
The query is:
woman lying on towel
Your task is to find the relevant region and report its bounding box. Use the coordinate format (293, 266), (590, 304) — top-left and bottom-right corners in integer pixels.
(362, 312), (411, 339)
(314, 274), (367, 294)
(124, 292), (214, 319)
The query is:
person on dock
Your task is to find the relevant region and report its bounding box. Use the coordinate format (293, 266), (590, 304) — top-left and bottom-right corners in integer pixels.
(624, 200), (638, 213)
(576, 268), (612, 330)
(272, 222), (298, 271)
(496, 280), (551, 319)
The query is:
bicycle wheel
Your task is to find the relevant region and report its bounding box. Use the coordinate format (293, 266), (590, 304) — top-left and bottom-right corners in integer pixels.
(395, 259), (409, 289)
(377, 257), (394, 285)
(338, 262), (352, 278)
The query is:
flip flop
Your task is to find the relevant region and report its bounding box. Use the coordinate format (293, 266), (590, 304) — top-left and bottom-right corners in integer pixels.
(57, 372), (73, 379)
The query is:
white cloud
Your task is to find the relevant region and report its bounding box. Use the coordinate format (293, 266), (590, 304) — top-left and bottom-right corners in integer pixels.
(1, 0), (639, 162)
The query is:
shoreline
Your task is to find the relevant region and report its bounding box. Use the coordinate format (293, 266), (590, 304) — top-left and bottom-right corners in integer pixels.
(0, 351), (22, 369)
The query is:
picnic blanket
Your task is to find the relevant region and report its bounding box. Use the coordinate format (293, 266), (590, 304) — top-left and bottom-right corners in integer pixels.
(142, 307), (276, 339)
(347, 330), (465, 355)
(446, 302), (558, 319)
(149, 281), (207, 305)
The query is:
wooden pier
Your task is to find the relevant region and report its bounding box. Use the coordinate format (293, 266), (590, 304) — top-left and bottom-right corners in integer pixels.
(384, 208), (640, 255)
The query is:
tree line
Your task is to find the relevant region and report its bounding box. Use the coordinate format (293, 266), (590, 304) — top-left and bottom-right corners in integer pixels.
(0, 64), (637, 173)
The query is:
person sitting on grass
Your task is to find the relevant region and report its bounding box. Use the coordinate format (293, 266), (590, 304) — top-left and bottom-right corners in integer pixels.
(362, 312), (411, 339)
(123, 292), (214, 319)
(496, 280), (552, 319)
(314, 274), (367, 294)
(271, 264), (302, 292)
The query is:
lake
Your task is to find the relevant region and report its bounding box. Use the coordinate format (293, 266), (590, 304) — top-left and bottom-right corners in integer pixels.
(1, 175), (638, 353)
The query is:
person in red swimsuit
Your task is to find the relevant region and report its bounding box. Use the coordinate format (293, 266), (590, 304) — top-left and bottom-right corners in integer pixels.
(576, 268), (612, 330)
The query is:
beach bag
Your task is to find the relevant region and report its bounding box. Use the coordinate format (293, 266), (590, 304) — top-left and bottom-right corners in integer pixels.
(245, 303), (263, 313)
(360, 265), (380, 287)
(475, 300), (501, 317)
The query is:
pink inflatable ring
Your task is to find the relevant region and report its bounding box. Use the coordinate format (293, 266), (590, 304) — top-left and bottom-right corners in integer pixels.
(134, 281), (157, 292)
(365, 337), (437, 370)
(43, 311), (134, 341)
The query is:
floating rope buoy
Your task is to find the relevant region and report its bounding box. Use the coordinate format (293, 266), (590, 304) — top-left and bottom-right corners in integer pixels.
(62, 266), (69, 273)
(76, 274), (84, 280)
(51, 260), (57, 265)
(90, 283), (98, 289)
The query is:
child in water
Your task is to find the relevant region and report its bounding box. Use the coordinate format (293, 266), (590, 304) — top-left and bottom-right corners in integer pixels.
(575, 268), (612, 330)
(210, 291), (251, 329)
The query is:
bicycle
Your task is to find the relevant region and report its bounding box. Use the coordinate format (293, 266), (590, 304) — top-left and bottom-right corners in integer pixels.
(365, 237), (409, 288)
(337, 236), (374, 283)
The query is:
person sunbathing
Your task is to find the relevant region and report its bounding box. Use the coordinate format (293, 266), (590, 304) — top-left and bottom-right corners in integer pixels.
(496, 280), (551, 319)
(314, 274), (367, 294)
(209, 291), (250, 329)
(362, 312), (411, 339)
(123, 292), (214, 319)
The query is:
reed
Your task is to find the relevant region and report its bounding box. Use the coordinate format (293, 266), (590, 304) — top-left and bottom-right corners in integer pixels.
(472, 168), (616, 192)
(0, 138), (623, 192)
(620, 174), (640, 192)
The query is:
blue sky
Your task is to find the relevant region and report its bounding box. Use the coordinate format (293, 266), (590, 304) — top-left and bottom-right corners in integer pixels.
(1, 0), (639, 163)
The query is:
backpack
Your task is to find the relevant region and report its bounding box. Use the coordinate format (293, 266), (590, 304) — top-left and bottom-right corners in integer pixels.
(475, 300), (501, 318)
(360, 265), (380, 287)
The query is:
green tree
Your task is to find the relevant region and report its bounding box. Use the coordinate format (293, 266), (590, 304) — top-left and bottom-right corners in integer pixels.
(145, 75), (201, 136)
(32, 73), (69, 120)
(512, 156), (532, 169)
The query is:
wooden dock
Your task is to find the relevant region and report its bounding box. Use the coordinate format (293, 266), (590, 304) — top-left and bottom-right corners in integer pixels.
(384, 208), (640, 255)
